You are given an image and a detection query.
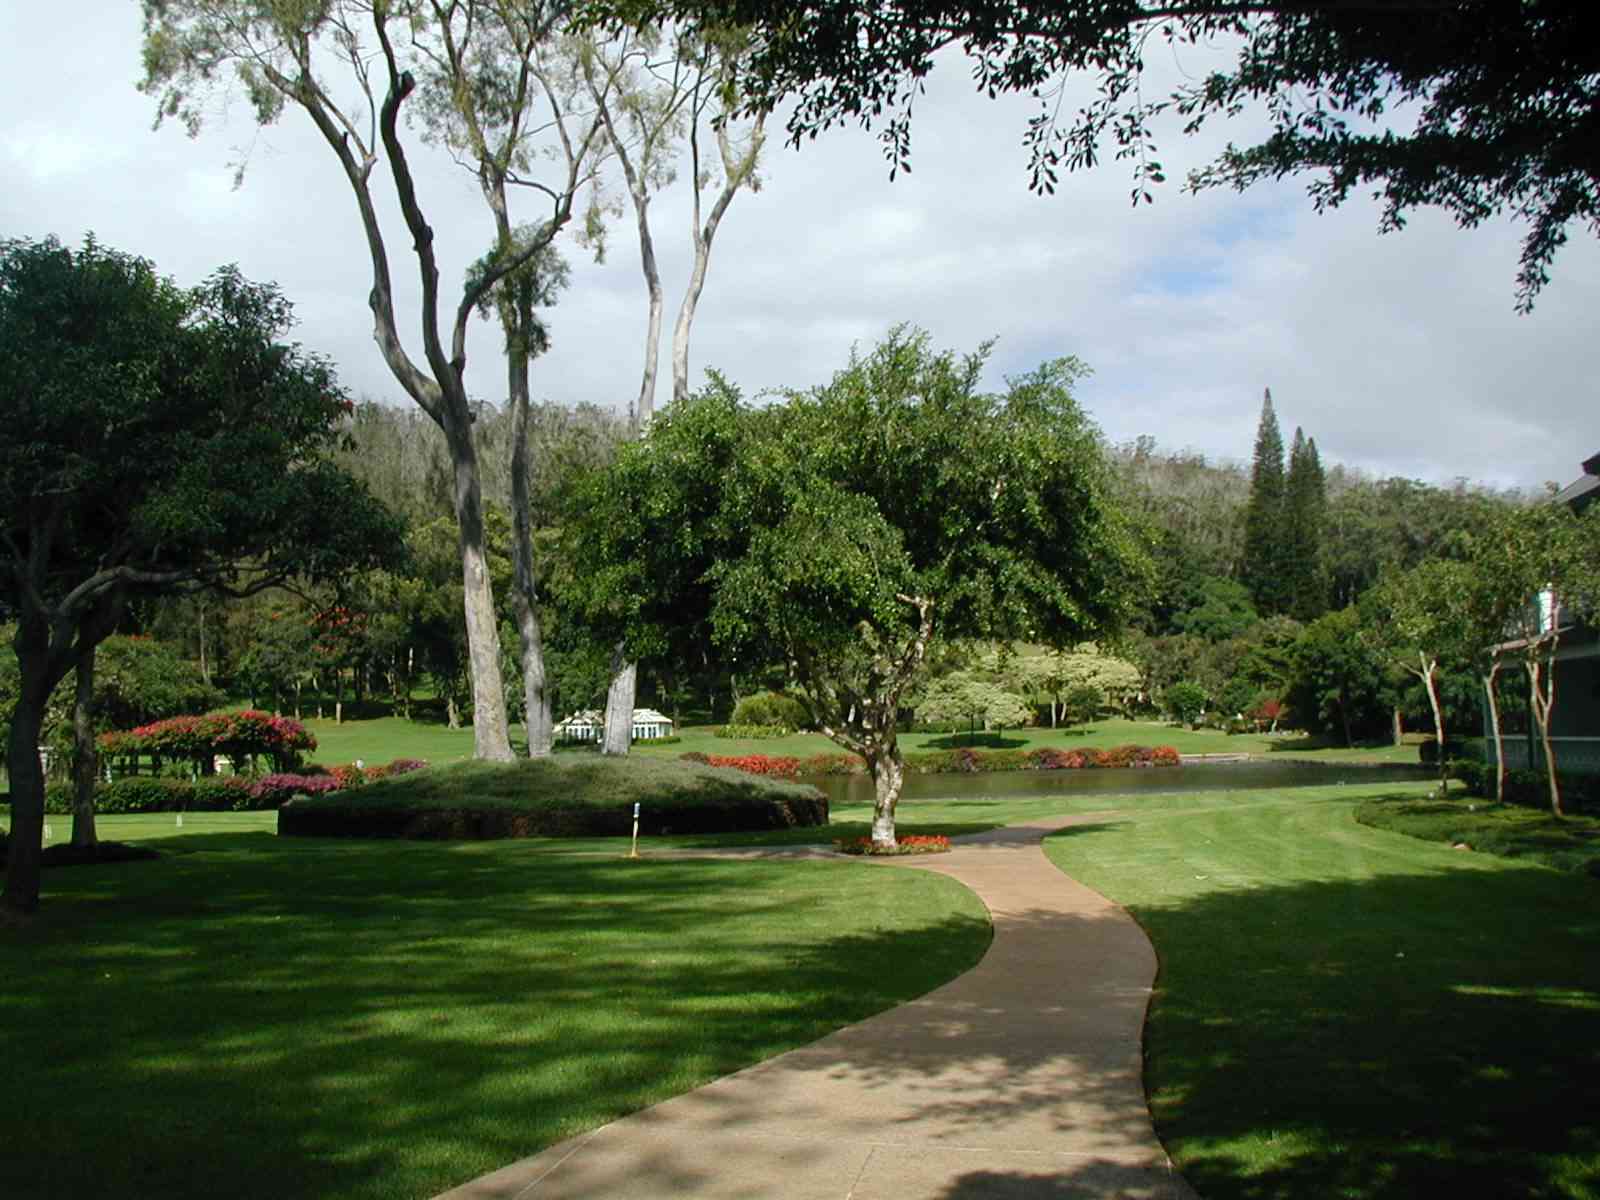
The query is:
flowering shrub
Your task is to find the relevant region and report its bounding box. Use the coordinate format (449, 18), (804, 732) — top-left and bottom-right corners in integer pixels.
(248, 773), (344, 805)
(679, 751), (711, 765)
(96, 710), (316, 772)
(800, 753), (866, 775)
(835, 834), (951, 856)
(701, 754), (802, 778)
(388, 758), (429, 776)
(327, 764), (366, 789)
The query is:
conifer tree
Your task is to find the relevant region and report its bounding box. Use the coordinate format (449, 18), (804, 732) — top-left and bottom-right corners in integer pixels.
(1284, 431), (1329, 620)
(1241, 389), (1288, 613)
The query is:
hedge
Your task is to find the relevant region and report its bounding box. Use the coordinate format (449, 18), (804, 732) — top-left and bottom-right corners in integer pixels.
(40, 758), (429, 814)
(1447, 758), (1600, 812)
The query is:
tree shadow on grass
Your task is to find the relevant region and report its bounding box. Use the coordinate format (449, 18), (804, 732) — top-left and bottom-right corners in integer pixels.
(1122, 857), (1600, 1198)
(0, 840), (991, 1200)
(918, 733), (1029, 750)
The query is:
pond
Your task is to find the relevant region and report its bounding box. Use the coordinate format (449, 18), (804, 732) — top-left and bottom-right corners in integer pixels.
(803, 759), (1434, 808)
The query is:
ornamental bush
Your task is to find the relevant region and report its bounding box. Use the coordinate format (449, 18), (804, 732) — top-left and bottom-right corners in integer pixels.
(730, 691), (811, 732)
(96, 710), (316, 773)
(42, 757), (428, 813)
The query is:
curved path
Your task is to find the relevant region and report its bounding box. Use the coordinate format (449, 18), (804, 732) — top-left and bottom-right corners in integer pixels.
(438, 814), (1197, 1200)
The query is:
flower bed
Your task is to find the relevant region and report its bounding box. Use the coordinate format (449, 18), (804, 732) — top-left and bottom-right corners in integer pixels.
(97, 710), (317, 774)
(834, 835), (951, 856)
(684, 744), (1181, 780)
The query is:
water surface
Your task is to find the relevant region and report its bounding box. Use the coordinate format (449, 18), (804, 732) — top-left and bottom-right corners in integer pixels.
(805, 760), (1432, 808)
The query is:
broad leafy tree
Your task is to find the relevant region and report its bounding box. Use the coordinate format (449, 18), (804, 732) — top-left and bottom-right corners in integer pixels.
(1362, 559), (1477, 790)
(568, 328), (1142, 845)
(1, 236), (400, 915)
(606, 0), (1600, 309)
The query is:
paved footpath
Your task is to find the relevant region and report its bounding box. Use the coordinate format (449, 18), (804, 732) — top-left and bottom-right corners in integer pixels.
(437, 814), (1198, 1200)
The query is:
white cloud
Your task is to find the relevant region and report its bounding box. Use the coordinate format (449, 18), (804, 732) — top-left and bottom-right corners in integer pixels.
(3, 4), (1594, 495)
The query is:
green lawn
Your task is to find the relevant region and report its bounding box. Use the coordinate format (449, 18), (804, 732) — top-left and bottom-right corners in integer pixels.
(1, 820), (989, 1200)
(291, 711), (1422, 769)
(1042, 783), (1600, 1200)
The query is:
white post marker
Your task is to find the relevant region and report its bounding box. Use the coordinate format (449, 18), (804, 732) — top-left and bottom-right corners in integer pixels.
(176, 812), (184, 828)
(43, 823), (53, 843)
(630, 802), (641, 859)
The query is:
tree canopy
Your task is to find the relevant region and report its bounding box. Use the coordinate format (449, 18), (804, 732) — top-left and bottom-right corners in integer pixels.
(567, 327), (1143, 843)
(601, 0), (1600, 309)
(1, 235), (402, 915)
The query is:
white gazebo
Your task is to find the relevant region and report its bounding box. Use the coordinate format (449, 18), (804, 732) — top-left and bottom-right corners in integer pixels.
(554, 708), (675, 742)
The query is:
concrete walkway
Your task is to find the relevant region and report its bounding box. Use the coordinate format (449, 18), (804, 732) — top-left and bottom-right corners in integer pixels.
(437, 814), (1197, 1200)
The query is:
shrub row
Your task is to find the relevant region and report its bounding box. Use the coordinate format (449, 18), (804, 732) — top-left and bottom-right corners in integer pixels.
(729, 691), (811, 731)
(681, 744), (1180, 779)
(279, 790), (829, 840)
(715, 723), (796, 739)
(42, 758), (430, 813)
(1447, 758), (1600, 812)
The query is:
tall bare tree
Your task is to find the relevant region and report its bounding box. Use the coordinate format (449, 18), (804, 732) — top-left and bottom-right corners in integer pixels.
(579, 23), (766, 753)
(140, 0), (597, 760)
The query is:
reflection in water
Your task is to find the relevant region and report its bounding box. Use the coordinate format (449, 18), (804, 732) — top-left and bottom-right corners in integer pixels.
(804, 760), (1433, 808)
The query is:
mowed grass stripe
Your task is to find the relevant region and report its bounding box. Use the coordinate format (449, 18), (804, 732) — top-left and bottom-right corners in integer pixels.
(1043, 783), (1600, 1200)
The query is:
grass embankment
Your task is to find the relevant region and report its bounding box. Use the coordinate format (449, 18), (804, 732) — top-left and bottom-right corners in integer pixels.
(0, 825), (989, 1200)
(1042, 783), (1600, 1200)
(297, 711), (1421, 769)
(1357, 793), (1600, 875)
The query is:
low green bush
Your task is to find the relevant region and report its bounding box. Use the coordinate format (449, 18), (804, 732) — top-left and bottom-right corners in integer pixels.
(715, 723), (793, 739)
(1447, 757), (1600, 812)
(730, 691), (810, 731)
(278, 757), (828, 839)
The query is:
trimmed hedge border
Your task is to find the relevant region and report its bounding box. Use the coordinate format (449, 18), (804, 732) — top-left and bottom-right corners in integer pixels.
(278, 791), (829, 840)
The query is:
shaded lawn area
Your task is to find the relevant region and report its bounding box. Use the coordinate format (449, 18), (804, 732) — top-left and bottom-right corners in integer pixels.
(1357, 793), (1600, 875)
(0, 827), (989, 1200)
(1042, 785), (1600, 1200)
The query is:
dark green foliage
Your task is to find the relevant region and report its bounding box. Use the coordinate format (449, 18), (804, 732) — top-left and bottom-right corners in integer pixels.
(276, 757), (828, 838)
(1448, 759), (1600, 815)
(1163, 681), (1208, 727)
(730, 691), (811, 732)
(1282, 429), (1328, 621)
(44, 777), (260, 815)
(1286, 607), (1393, 746)
(1172, 576), (1258, 642)
(1240, 390), (1288, 615)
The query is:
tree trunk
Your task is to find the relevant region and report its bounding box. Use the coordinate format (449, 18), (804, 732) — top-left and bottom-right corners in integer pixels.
(866, 738), (906, 849)
(1419, 655), (1447, 793)
(1338, 687), (1353, 748)
(602, 650), (636, 756)
(1527, 650), (1563, 817)
(507, 326), (553, 759)
(443, 419), (514, 762)
(1392, 707), (1404, 747)
(71, 652), (99, 850)
(1483, 662), (1506, 803)
(3, 684), (50, 917)
(446, 693), (461, 731)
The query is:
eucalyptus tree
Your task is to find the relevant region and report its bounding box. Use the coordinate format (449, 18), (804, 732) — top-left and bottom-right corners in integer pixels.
(568, 329), (1142, 846)
(0, 236), (400, 916)
(141, 0), (604, 760)
(577, 23), (766, 753)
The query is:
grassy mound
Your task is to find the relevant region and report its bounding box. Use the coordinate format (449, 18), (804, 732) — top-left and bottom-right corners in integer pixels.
(278, 757), (828, 839)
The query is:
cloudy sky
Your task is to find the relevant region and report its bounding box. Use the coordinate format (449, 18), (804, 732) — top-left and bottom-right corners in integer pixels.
(5, 4), (1596, 492)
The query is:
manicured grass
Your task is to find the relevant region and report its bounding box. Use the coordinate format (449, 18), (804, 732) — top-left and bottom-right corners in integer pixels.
(1357, 793), (1600, 875)
(0, 824), (989, 1200)
(1042, 782), (1600, 1200)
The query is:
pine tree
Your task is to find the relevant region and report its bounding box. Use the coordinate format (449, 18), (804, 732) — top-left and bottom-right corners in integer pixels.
(1241, 389), (1288, 613)
(1283, 429), (1329, 620)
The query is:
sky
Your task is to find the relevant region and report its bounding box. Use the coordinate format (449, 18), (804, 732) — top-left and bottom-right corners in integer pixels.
(4, 4), (1596, 493)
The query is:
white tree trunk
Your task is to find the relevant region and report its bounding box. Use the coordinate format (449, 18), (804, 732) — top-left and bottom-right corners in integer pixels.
(1483, 663), (1506, 803)
(71, 651), (99, 850)
(602, 654), (637, 756)
(446, 422), (514, 762)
